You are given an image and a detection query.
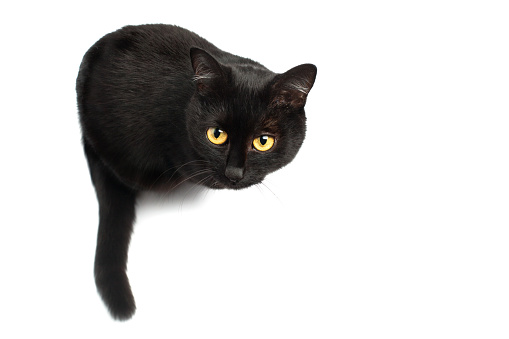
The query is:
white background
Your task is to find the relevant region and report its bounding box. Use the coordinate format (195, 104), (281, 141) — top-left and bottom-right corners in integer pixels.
(1, 1), (508, 338)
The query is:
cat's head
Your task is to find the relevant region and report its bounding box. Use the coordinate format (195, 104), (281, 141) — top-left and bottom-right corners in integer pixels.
(186, 48), (317, 190)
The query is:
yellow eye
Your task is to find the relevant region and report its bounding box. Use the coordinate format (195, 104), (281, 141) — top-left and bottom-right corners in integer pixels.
(207, 127), (228, 145)
(253, 135), (275, 152)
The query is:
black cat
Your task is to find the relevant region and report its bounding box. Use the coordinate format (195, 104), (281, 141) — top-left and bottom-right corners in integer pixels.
(76, 24), (316, 320)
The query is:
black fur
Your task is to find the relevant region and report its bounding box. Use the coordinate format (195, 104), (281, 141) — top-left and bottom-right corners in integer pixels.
(76, 24), (316, 320)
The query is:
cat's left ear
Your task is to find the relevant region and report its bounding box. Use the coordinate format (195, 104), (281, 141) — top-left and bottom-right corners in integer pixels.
(190, 47), (226, 96)
(269, 64), (317, 109)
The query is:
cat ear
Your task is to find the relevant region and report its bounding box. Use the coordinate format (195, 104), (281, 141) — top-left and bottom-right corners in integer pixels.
(269, 64), (317, 109)
(190, 47), (226, 95)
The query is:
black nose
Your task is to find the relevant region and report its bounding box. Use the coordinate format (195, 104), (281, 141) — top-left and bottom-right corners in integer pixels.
(225, 166), (244, 183)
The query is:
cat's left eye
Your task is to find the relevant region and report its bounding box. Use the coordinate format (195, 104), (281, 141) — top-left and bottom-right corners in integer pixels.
(253, 135), (275, 152)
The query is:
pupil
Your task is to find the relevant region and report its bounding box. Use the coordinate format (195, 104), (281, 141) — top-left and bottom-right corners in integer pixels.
(260, 136), (267, 145)
(214, 128), (221, 139)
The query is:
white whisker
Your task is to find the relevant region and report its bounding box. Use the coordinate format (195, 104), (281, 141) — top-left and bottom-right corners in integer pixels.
(171, 169), (214, 191)
(254, 183), (265, 197)
(178, 174), (213, 212)
(260, 181), (282, 205)
(148, 159), (210, 190)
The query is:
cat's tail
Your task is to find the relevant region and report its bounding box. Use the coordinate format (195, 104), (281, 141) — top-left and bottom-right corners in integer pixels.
(84, 141), (138, 320)
(94, 265), (136, 320)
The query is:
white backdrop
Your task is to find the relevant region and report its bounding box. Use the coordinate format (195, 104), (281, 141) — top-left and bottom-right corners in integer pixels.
(1, 1), (508, 338)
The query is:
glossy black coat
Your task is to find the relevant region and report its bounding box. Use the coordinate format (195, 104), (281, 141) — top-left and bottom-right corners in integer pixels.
(76, 24), (316, 320)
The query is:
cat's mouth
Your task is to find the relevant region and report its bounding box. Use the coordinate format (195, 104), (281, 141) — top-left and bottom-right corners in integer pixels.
(187, 167), (262, 190)
(208, 177), (259, 190)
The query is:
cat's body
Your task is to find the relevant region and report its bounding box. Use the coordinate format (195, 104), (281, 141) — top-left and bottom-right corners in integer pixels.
(76, 24), (316, 320)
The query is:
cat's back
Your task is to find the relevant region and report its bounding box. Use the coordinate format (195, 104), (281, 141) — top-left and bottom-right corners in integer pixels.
(79, 24), (217, 66)
(93, 24), (219, 65)
(76, 24), (218, 103)
(76, 25), (219, 141)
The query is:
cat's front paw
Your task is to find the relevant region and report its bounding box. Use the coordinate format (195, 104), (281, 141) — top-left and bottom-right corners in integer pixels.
(95, 268), (136, 320)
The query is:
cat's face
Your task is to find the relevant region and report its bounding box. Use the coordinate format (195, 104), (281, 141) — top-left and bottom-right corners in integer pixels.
(186, 48), (316, 190)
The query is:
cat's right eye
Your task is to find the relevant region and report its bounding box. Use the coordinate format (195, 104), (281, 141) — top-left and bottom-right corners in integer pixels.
(206, 127), (228, 145)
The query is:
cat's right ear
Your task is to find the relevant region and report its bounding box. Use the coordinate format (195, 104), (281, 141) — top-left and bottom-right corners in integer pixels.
(190, 48), (226, 96)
